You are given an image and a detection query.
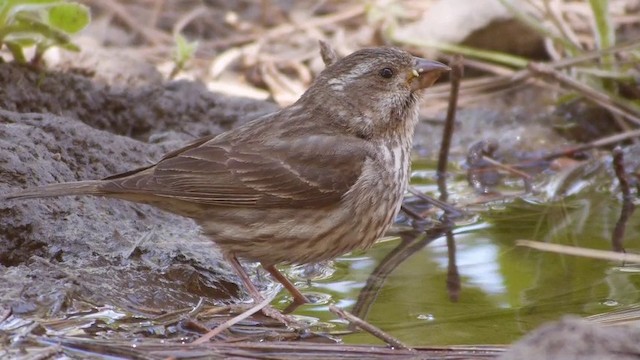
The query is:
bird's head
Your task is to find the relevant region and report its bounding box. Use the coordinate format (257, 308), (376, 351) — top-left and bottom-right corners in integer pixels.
(300, 47), (450, 140)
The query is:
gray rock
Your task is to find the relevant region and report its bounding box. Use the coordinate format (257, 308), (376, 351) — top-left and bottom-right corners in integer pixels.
(0, 62), (279, 316)
(500, 317), (640, 360)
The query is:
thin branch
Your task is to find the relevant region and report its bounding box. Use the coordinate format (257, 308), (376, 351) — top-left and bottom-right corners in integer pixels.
(480, 156), (533, 180)
(329, 305), (413, 350)
(192, 294), (274, 344)
(407, 186), (467, 218)
(543, 128), (640, 160)
(209, 5), (365, 50)
(611, 147), (635, 252)
(436, 55), (464, 177)
(517, 240), (640, 262)
(88, 0), (171, 45)
(528, 62), (640, 127)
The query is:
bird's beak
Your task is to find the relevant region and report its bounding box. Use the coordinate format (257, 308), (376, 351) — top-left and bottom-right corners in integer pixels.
(409, 58), (450, 91)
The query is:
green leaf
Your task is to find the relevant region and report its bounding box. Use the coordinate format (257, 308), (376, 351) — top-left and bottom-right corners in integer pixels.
(47, 3), (89, 33)
(174, 33), (198, 65)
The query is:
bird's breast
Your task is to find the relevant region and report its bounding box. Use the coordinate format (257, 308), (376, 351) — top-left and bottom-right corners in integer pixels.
(338, 142), (411, 249)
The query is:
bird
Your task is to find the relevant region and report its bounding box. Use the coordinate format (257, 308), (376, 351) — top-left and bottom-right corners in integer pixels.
(3, 46), (449, 311)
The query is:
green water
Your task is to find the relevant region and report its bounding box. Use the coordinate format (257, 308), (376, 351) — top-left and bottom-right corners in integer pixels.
(285, 169), (640, 346)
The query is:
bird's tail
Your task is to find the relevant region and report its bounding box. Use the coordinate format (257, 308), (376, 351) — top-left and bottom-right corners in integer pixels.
(2, 180), (105, 201)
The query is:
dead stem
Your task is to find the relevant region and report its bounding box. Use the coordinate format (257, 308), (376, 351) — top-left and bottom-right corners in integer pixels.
(543, 128), (640, 161)
(611, 147), (635, 252)
(192, 294), (274, 344)
(329, 305), (413, 350)
(351, 226), (448, 322)
(87, 0), (171, 45)
(436, 55), (464, 178)
(446, 231), (461, 302)
(400, 204), (426, 221)
(209, 5), (365, 50)
(407, 186), (467, 218)
(517, 240), (640, 262)
(34, 335), (506, 358)
(528, 62), (640, 127)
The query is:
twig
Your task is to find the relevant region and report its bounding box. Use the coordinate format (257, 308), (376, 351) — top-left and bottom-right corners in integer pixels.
(192, 294), (274, 344)
(480, 156), (533, 180)
(445, 231), (460, 302)
(542, 0), (583, 53)
(400, 204), (426, 221)
(407, 186), (466, 218)
(409, 39), (640, 109)
(88, 0), (171, 45)
(436, 55), (464, 178)
(517, 240), (640, 262)
(123, 229), (155, 259)
(551, 39), (640, 69)
(0, 307), (11, 322)
(209, 5), (365, 50)
(351, 226), (448, 322)
(172, 5), (207, 35)
(528, 62), (640, 127)
(613, 147), (632, 200)
(543, 128), (640, 161)
(36, 335), (505, 358)
(329, 305), (413, 350)
(611, 147), (635, 252)
(188, 298), (206, 317)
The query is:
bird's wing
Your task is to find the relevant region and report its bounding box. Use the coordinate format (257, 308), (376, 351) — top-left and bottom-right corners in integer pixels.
(102, 134), (218, 181)
(105, 134), (370, 208)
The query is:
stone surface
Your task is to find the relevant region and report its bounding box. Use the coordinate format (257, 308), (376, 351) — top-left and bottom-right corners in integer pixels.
(500, 316), (640, 360)
(0, 61), (279, 316)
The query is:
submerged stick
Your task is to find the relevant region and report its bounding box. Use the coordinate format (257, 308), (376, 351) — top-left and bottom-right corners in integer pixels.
(611, 148), (635, 252)
(329, 305), (412, 350)
(192, 295), (274, 344)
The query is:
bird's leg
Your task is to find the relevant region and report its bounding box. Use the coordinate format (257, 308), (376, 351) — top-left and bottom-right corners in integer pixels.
(224, 254), (295, 326)
(262, 263), (310, 305)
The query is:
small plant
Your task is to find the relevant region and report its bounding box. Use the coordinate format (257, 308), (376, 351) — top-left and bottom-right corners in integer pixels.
(0, 0), (90, 64)
(169, 32), (198, 79)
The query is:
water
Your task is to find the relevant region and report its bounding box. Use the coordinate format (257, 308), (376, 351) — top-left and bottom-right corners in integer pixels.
(287, 164), (640, 346)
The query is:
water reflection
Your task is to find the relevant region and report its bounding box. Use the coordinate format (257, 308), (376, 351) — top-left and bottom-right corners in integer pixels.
(295, 192), (640, 346)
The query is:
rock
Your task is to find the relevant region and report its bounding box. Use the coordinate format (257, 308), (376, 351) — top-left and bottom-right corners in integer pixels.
(395, 0), (545, 59)
(0, 62), (278, 142)
(499, 316), (640, 360)
(0, 62), (279, 316)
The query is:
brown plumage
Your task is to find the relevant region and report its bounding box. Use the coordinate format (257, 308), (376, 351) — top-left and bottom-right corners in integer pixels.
(4, 47), (449, 307)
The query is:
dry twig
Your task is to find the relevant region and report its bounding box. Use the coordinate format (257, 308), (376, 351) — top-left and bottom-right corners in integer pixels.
(192, 294), (275, 344)
(436, 55), (463, 177)
(329, 305), (413, 350)
(517, 240), (640, 262)
(611, 147), (636, 252)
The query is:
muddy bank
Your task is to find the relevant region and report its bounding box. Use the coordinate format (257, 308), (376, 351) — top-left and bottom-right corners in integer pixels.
(0, 62), (281, 317)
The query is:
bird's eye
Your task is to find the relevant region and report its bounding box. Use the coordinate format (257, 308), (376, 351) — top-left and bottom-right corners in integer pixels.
(379, 67), (394, 78)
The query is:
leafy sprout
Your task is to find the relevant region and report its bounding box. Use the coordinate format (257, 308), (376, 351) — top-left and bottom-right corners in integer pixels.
(0, 0), (90, 64)
(170, 32), (199, 79)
